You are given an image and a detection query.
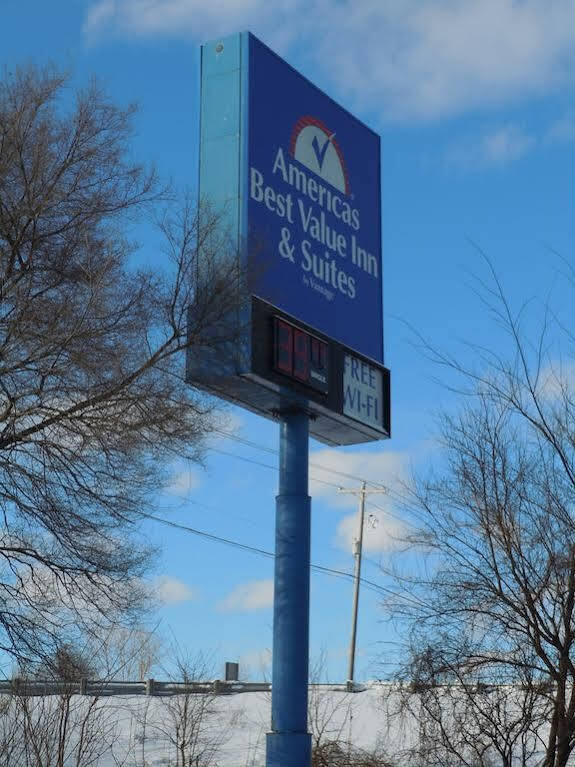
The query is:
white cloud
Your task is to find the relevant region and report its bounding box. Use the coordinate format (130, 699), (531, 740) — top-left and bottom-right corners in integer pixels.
(315, 0), (575, 120)
(239, 647), (272, 678)
(84, 0), (274, 44)
(164, 463), (201, 496)
(155, 575), (197, 604)
(85, 0), (115, 35)
(481, 124), (535, 164)
(309, 448), (409, 553)
(84, 0), (575, 121)
(10, 562), (149, 632)
(162, 412), (246, 495)
(545, 111), (575, 143)
(445, 123), (536, 169)
(335, 508), (406, 554)
(310, 448), (407, 509)
(218, 579), (273, 612)
(204, 410), (245, 449)
(538, 361), (575, 400)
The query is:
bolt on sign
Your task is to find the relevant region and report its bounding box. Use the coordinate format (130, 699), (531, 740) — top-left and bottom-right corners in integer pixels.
(187, 32), (390, 445)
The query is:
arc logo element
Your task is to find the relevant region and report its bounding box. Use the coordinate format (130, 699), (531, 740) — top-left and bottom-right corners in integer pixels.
(290, 116), (350, 195)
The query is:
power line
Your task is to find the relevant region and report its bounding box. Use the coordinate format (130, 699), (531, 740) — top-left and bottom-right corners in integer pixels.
(212, 427), (390, 489)
(137, 509), (426, 609)
(208, 443), (423, 530)
(210, 428), (424, 514)
(209, 447), (342, 491)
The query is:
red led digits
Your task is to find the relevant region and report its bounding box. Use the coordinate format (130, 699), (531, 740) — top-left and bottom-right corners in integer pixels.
(276, 320), (293, 374)
(273, 317), (328, 393)
(293, 330), (309, 381)
(318, 341), (327, 370)
(311, 338), (319, 366)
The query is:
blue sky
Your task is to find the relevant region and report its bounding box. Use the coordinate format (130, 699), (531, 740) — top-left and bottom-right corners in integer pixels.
(2, 0), (574, 681)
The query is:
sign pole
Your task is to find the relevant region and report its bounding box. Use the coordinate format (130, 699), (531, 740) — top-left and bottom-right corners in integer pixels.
(266, 408), (312, 767)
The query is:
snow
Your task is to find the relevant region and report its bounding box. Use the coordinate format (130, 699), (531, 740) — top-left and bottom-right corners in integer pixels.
(103, 685), (389, 766)
(2, 682), (550, 765)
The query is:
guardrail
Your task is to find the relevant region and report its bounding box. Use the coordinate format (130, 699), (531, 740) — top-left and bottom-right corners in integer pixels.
(0, 679), (270, 697)
(0, 679), (362, 698)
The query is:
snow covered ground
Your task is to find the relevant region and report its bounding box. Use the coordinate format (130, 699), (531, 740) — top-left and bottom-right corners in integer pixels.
(0, 682), (550, 765)
(103, 684), (393, 766)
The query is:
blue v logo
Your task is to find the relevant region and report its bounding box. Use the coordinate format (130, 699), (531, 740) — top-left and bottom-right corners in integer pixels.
(311, 133), (335, 170)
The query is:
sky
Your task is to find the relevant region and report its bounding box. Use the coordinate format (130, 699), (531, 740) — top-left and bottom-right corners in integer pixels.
(2, 0), (574, 682)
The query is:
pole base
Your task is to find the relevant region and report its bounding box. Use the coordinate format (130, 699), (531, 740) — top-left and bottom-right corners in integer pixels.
(265, 731), (312, 767)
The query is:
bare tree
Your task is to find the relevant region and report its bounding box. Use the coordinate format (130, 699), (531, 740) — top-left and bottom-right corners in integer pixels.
(93, 625), (163, 681)
(0, 66), (244, 668)
(27, 642), (96, 681)
(7, 691), (120, 767)
(385, 257), (575, 766)
(307, 650), (354, 764)
(142, 651), (234, 767)
(0, 694), (23, 766)
(306, 652), (395, 767)
(384, 641), (547, 766)
(0, 643), (122, 767)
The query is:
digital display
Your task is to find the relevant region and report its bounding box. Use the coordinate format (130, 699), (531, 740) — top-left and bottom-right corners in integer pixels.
(273, 318), (329, 394)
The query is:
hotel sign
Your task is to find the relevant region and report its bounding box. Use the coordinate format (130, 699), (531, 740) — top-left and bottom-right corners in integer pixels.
(188, 32), (390, 445)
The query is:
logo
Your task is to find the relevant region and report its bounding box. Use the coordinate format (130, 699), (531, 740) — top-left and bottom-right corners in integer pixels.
(290, 116), (350, 195)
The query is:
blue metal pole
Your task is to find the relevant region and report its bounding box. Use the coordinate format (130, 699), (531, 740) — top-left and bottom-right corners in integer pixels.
(266, 409), (312, 767)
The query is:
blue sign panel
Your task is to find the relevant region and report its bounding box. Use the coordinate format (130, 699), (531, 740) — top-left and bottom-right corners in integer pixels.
(246, 36), (383, 364)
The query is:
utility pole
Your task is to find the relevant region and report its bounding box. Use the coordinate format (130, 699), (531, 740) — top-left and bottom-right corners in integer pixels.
(338, 482), (385, 690)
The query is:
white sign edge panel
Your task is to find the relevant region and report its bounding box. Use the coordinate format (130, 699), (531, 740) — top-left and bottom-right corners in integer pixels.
(342, 354), (384, 430)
